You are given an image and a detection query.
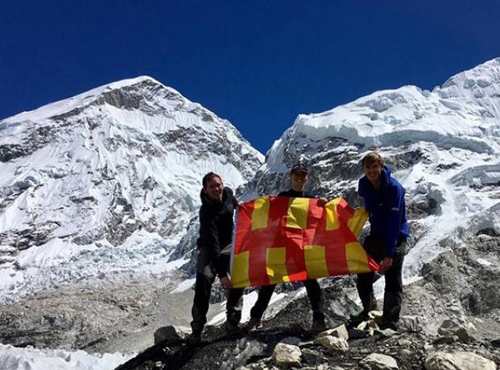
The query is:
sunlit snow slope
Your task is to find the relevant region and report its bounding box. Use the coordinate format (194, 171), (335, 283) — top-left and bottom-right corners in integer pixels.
(0, 77), (263, 303)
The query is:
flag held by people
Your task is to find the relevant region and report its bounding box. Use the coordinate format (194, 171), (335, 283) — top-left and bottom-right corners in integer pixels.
(230, 196), (380, 288)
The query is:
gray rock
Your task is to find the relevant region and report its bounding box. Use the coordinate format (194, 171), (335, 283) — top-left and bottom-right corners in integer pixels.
(398, 315), (423, 333)
(437, 320), (476, 343)
(491, 338), (500, 348)
(375, 328), (398, 338)
(316, 324), (349, 340)
(280, 336), (302, 346)
(272, 342), (302, 368)
(398, 349), (413, 359)
(313, 335), (349, 352)
(432, 336), (458, 345)
(424, 351), (496, 370)
(397, 339), (412, 347)
(359, 353), (399, 370)
(301, 348), (328, 366)
(153, 325), (190, 344)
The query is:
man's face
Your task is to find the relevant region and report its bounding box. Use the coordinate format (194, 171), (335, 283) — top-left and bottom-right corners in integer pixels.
(203, 176), (223, 202)
(291, 171), (308, 190)
(364, 161), (382, 183)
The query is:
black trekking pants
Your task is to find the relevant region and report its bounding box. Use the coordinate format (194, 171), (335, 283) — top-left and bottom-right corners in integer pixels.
(356, 235), (406, 324)
(190, 249), (244, 334)
(190, 272), (244, 334)
(250, 279), (324, 320)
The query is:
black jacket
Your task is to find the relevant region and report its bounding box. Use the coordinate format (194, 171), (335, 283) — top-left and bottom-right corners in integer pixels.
(278, 189), (313, 198)
(198, 187), (238, 278)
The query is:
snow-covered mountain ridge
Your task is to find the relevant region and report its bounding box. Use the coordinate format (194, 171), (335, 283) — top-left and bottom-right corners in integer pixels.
(0, 76), (263, 303)
(265, 57), (500, 171)
(245, 57), (500, 284)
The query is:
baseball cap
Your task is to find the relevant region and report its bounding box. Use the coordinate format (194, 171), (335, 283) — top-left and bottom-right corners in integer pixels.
(291, 163), (308, 174)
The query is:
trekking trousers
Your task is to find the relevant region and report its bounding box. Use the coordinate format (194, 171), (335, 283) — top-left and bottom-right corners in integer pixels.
(356, 236), (406, 324)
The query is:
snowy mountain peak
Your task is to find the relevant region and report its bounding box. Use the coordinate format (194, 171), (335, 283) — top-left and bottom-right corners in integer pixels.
(244, 57), (500, 286)
(439, 57), (500, 97)
(0, 77), (263, 303)
(2, 76), (194, 127)
(263, 58), (500, 173)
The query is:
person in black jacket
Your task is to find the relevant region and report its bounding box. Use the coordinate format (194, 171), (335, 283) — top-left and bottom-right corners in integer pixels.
(188, 172), (244, 344)
(244, 163), (328, 334)
(351, 152), (409, 330)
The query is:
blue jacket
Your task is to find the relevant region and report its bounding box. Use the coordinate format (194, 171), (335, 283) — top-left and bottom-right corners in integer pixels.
(358, 166), (409, 257)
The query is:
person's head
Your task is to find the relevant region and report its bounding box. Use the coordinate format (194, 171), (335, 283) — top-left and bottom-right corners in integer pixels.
(202, 172), (223, 202)
(361, 152), (384, 185)
(290, 163), (308, 191)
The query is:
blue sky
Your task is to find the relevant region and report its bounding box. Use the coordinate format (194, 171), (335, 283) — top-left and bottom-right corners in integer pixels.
(1, 1), (499, 154)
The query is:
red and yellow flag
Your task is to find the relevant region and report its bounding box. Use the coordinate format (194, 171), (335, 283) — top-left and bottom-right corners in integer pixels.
(230, 196), (380, 288)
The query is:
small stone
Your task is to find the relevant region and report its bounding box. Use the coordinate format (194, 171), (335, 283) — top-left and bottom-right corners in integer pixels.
(432, 336), (458, 345)
(491, 338), (500, 348)
(301, 348), (328, 366)
(397, 339), (412, 347)
(398, 349), (412, 358)
(375, 328), (398, 338)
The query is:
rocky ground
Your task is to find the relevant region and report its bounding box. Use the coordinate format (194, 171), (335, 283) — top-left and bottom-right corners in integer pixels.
(0, 233), (499, 369)
(115, 232), (500, 369)
(114, 277), (500, 370)
(118, 328), (499, 370)
(0, 270), (194, 353)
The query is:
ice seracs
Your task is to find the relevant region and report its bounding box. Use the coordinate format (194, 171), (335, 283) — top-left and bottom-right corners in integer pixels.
(0, 76), (263, 303)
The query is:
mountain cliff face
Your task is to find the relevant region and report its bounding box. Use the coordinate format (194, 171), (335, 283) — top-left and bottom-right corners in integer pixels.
(0, 77), (263, 303)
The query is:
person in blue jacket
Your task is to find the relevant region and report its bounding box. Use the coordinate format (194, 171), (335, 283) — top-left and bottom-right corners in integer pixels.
(353, 152), (409, 330)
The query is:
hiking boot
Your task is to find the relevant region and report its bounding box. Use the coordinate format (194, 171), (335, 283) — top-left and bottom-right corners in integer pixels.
(243, 317), (262, 332)
(187, 331), (202, 345)
(349, 310), (370, 323)
(377, 317), (398, 331)
(310, 318), (327, 334)
(222, 319), (240, 333)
